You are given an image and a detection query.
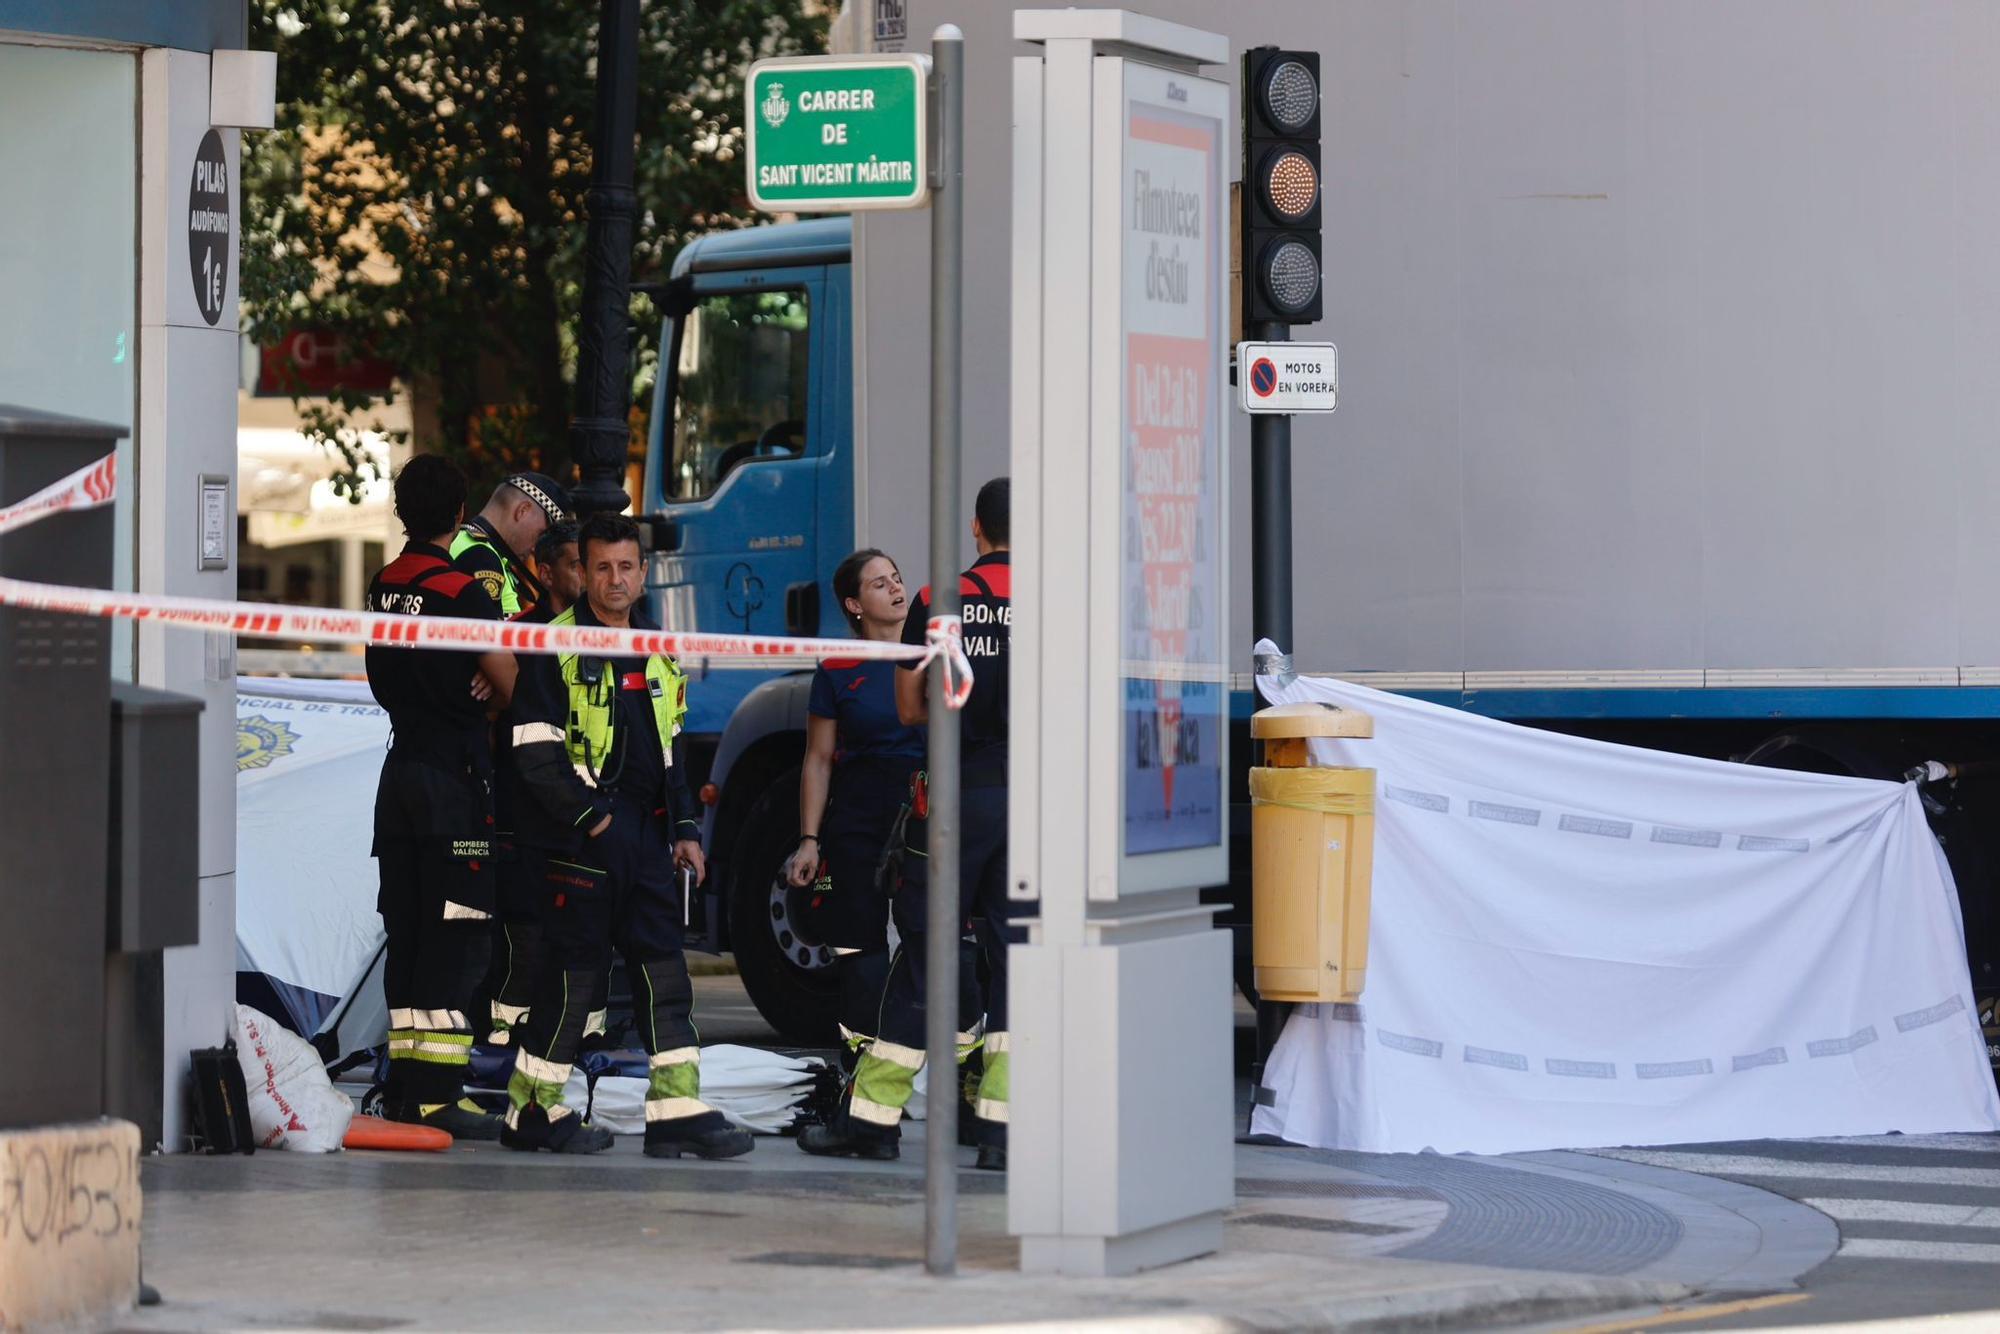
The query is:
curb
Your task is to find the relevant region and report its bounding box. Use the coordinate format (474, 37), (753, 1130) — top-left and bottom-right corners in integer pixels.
(850, 1276), (1690, 1334)
(1225, 1275), (1690, 1333)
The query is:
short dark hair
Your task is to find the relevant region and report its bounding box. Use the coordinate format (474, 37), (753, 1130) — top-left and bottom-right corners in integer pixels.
(832, 547), (894, 633)
(577, 511), (641, 564)
(535, 521), (578, 568)
(393, 454), (466, 540)
(975, 476), (1010, 545)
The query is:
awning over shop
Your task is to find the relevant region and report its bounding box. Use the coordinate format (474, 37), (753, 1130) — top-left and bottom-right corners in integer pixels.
(239, 426), (395, 550)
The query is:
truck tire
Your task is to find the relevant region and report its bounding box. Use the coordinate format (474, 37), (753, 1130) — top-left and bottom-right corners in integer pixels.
(727, 767), (842, 1045)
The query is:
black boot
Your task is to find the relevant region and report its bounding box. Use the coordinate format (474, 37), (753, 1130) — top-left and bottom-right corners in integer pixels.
(972, 1118), (1007, 1171)
(500, 1102), (614, 1155)
(644, 1111), (753, 1160)
(797, 1119), (899, 1161)
(383, 1098), (504, 1142)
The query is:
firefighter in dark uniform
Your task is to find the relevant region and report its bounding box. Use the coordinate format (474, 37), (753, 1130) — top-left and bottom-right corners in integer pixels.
(530, 521), (584, 617)
(450, 471), (570, 618)
(365, 454), (519, 1138)
(486, 520), (584, 1056)
(484, 521), (581, 1046)
(502, 513), (753, 1159)
(800, 477), (1015, 1169)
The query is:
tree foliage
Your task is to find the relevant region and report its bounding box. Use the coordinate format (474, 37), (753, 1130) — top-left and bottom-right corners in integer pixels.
(243, 0), (827, 497)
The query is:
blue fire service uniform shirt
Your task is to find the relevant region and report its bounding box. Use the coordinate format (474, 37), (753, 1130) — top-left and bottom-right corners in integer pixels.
(900, 550), (1011, 788)
(809, 659), (926, 763)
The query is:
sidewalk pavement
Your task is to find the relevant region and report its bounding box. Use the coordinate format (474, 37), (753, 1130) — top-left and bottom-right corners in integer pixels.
(118, 1116), (1835, 1333)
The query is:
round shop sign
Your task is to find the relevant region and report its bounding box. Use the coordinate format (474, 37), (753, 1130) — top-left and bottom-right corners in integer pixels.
(187, 129), (231, 326)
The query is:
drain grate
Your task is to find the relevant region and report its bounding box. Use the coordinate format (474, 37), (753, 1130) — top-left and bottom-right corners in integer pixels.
(1232, 1212), (1411, 1236)
(739, 1251), (916, 1269)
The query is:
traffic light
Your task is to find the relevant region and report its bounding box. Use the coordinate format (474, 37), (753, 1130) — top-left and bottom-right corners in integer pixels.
(1241, 47), (1322, 326)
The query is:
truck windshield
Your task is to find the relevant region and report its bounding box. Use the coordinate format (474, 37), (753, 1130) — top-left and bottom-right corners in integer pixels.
(666, 287), (810, 502)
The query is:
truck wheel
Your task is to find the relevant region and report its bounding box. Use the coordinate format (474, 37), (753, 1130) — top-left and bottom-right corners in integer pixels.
(728, 768), (842, 1045)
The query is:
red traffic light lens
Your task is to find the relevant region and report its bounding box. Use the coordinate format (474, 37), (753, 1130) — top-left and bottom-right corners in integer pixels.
(1260, 58), (1319, 133)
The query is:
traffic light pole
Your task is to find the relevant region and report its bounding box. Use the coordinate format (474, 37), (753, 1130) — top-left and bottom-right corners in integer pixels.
(924, 23), (964, 1280)
(1249, 322), (1295, 652)
(1248, 318), (1295, 1085)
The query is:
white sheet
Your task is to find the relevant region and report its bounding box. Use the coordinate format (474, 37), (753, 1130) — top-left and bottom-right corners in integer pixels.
(1249, 641), (2000, 1155)
(236, 682), (391, 1053)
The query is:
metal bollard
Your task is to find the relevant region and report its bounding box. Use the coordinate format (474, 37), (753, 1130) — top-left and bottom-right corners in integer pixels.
(1249, 702), (1376, 1004)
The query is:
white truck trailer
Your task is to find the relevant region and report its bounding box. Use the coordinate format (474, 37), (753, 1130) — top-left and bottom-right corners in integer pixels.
(645, 2), (2000, 1055)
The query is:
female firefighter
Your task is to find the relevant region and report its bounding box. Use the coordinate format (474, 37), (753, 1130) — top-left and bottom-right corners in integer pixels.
(783, 548), (925, 1067)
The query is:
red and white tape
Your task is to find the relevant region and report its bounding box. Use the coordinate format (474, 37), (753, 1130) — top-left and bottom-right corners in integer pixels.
(925, 614), (975, 710)
(0, 455), (973, 699)
(0, 452), (116, 538)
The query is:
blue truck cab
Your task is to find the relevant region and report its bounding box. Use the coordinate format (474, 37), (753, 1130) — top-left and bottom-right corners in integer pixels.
(642, 216), (855, 737)
(641, 217), (869, 1036)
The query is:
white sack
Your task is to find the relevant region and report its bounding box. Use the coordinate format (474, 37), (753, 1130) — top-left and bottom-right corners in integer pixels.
(1250, 640), (2000, 1155)
(234, 1004), (355, 1152)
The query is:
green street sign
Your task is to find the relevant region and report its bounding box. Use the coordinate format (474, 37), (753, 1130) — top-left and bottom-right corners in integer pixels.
(746, 55), (930, 213)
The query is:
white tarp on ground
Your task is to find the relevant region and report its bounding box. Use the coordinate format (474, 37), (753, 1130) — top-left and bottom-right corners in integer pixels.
(1249, 640), (2000, 1155)
(237, 677), (390, 1058)
(567, 1046), (823, 1136)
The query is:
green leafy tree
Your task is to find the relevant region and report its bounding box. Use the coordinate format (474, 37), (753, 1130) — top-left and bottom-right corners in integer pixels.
(242, 0), (828, 497)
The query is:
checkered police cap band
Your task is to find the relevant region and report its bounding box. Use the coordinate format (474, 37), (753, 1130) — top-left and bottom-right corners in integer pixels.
(505, 473), (571, 525)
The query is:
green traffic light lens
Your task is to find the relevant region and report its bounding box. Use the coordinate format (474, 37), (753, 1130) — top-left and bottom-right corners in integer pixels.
(1261, 58), (1318, 133)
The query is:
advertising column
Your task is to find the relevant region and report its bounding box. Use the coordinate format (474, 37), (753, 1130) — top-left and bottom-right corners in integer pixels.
(1117, 65), (1228, 886)
(1010, 10), (1233, 1279)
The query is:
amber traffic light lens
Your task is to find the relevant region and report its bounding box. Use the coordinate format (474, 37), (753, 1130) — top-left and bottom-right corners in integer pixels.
(1262, 149), (1319, 221)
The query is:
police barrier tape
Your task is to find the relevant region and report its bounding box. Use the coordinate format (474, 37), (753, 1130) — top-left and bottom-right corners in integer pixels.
(0, 454), (975, 702)
(0, 452), (117, 538)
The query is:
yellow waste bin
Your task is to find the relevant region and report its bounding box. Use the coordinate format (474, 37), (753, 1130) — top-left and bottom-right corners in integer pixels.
(1249, 702), (1375, 1004)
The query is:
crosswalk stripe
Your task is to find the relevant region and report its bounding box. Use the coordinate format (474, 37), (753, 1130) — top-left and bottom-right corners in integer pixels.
(1804, 1197), (2000, 1227)
(1602, 1150), (2000, 1188)
(1838, 1237), (2000, 1263)
(1801, 1134), (2000, 1152)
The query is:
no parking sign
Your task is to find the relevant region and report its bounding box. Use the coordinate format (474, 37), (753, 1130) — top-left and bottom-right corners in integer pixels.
(1237, 340), (1337, 413)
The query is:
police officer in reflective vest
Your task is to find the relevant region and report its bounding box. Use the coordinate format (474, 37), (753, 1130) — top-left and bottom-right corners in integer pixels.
(450, 472), (571, 618)
(484, 521), (583, 1047)
(365, 454), (519, 1138)
(501, 512), (752, 1159)
(801, 477), (1015, 1169)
